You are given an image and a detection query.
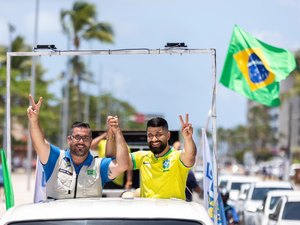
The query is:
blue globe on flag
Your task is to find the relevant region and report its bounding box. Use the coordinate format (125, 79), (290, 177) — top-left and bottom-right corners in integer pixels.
(248, 53), (270, 84)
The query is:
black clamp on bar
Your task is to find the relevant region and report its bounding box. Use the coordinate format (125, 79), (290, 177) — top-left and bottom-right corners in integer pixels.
(34, 44), (57, 51)
(164, 42), (187, 48)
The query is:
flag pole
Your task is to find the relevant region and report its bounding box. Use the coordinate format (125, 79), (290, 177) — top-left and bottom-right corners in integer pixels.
(210, 49), (219, 225)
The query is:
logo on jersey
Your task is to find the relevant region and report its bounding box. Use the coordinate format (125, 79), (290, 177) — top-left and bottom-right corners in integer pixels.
(234, 48), (275, 91)
(162, 159), (170, 172)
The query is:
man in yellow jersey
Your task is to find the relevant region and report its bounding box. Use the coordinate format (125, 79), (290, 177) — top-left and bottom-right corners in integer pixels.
(129, 114), (196, 200)
(91, 132), (133, 189)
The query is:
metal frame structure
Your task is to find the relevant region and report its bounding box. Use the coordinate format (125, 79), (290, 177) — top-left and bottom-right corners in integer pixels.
(6, 47), (218, 223)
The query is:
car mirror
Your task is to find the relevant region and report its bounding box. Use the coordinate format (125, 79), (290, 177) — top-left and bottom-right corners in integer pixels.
(239, 193), (246, 200)
(247, 205), (257, 213)
(269, 213), (276, 220)
(257, 205), (263, 212)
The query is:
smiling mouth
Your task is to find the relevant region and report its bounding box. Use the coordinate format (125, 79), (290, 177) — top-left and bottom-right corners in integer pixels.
(151, 142), (161, 147)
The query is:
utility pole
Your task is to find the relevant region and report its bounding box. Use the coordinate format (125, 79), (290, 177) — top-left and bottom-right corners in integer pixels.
(3, 23), (15, 158)
(27, 0), (39, 190)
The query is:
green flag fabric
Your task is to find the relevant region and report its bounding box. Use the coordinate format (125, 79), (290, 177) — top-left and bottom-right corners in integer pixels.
(220, 25), (296, 107)
(0, 149), (14, 209)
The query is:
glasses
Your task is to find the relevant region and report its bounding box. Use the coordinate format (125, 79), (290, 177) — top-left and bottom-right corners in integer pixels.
(71, 135), (91, 142)
(147, 132), (166, 140)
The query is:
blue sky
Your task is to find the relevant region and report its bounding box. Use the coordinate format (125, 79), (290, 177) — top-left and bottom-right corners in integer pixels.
(1, 0), (300, 131)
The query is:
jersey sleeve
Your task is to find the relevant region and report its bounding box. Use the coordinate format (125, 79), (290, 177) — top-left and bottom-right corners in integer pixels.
(130, 151), (146, 170)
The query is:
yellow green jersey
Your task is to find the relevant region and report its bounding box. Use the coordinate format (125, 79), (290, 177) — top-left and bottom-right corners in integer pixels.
(131, 148), (190, 200)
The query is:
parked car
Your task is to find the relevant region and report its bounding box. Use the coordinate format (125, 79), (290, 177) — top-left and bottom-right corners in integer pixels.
(249, 190), (297, 225)
(268, 192), (300, 225)
(0, 197), (213, 225)
(219, 174), (261, 202)
(236, 180), (294, 225)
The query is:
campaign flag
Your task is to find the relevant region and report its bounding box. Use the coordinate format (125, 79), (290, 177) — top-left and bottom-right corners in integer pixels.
(0, 149), (14, 209)
(202, 129), (226, 225)
(220, 25), (296, 107)
(33, 158), (46, 203)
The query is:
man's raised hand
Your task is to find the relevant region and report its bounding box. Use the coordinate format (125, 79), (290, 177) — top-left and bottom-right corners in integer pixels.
(179, 113), (193, 139)
(27, 94), (43, 121)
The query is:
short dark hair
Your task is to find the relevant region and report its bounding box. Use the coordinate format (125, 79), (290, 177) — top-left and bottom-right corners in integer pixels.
(69, 122), (92, 136)
(147, 117), (168, 130)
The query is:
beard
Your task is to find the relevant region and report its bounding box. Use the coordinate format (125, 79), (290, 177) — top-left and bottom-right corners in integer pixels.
(148, 141), (167, 155)
(70, 143), (90, 157)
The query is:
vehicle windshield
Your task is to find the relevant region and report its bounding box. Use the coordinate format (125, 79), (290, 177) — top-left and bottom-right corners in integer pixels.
(7, 219), (204, 225)
(219, 181), (227, 189)
(251, 188), (291, 200)
(231, 182), (250, 190)
(282, 202), (300, 220)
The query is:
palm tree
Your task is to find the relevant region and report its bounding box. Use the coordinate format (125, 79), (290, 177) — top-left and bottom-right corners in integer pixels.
(60, 1), (114, 121)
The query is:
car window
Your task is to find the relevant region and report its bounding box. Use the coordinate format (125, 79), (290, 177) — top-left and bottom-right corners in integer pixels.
(231, 182), (249, 190)
(271, 199), (283, 221)
(269, 196), (281, 210)
(6, 219), (205, 225)
(251, 187), (291, 200)
(282, 202), (300, 220)
(219, 180), (227, 189)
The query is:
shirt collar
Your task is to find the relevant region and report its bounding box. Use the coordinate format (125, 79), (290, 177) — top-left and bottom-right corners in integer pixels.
(65, 149), (93, 166)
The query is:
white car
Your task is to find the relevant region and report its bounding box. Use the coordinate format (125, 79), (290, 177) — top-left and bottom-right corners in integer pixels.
(268, 192), (300, 225)
(249, 190), (297, 225)
(0, 197), (213, 225)
(237, 180), (293, 225)
(219, 174), (261, 202)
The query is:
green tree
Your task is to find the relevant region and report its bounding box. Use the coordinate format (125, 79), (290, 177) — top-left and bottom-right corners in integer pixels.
(247, 105), (277, 159)
(88, 94), (144, 130)
(0, 35), (60, 148)
(60, 1), (114, 121)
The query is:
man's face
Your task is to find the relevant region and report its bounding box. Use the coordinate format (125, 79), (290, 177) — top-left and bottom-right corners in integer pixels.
(68, 127), (92, 157)
(147, 127), (170, 155)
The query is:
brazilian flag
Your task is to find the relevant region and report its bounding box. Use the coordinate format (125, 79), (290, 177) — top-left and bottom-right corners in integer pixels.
(220, 25), (296, 107)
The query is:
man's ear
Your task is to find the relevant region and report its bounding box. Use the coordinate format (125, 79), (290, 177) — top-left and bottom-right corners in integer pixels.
(167, 131), (171, 140)
(67, 136), (71, 144)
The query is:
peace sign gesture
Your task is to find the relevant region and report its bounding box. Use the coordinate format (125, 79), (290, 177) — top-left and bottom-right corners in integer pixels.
(179, 113), (193, 139)
(27, 94), (43, 121)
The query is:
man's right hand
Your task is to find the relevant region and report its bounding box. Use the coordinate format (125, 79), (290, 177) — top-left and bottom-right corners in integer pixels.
(107, 116), (121, 135)
(27, 94), (43, 122)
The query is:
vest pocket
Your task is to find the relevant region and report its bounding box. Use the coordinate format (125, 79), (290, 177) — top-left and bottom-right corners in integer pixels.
(57, 169), (73, 193)
(83, 173), (100, 196)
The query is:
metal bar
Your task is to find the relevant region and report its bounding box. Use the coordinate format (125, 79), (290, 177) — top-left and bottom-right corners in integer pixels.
(6, 53), (12, 172)
(7, 48), (214, 57)
(210, 49), (219, 225)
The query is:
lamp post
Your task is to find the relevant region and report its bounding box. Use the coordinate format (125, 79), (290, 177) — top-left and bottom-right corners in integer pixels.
(26, 0), (39, 190)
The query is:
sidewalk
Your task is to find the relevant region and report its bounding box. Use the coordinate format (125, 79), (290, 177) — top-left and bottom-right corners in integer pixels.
(0, 169), (35, 217)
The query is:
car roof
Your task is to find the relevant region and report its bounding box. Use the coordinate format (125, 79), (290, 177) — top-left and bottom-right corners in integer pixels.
(267, 190), (299, 198)
(219, 174), (260, 182)
(253, 181), (293, 188)
(0, 198), (213, 225)
(283, 192), (300, 201)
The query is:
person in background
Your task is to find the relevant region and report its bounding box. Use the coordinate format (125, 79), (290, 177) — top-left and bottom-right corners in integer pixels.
(221, 189), (240, 225)
(123, 114), (197, 200)
(173, 141), (202, 201)
(91, 132), (133, 190)
(27, 94), (129, 199)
